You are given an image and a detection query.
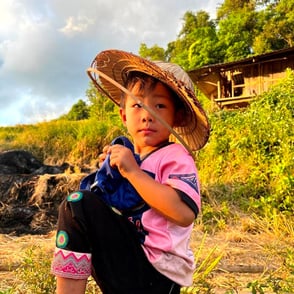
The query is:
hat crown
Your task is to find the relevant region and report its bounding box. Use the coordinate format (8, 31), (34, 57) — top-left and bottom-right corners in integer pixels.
(154, 61), (194, 93)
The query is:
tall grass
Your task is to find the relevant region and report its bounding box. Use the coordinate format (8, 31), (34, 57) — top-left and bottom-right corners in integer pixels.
(0, 116), (125, 166)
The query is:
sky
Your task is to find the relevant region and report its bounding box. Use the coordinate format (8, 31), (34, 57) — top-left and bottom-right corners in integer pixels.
(0, 0), (220, 126)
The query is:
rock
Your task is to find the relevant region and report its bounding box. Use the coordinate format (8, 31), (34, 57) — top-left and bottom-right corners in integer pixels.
(0, 150), (43, 174)
(0, 150), (73, 175)
(0, 149), (82, 235)
(32, 162), (71, 175)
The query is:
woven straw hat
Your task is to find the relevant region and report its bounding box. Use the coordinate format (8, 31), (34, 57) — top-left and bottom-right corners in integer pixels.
(87, 49), (210, 151)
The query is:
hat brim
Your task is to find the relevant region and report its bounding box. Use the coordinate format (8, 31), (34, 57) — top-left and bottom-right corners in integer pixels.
(87, 49), (210, 151)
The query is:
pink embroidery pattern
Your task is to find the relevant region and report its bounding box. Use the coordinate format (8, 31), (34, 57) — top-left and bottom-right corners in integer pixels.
(51, 248), (92, 279)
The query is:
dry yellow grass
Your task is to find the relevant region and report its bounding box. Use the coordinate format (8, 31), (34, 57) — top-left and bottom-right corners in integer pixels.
(0, 232), (55, 290)
(1, 214), (292, 293)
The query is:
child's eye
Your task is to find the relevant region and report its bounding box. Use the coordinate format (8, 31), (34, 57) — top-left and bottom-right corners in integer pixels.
(156, 104), (166, 109)
(133, 103), (142, 108)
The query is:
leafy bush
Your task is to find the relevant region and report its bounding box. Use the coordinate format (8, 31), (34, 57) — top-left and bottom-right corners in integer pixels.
(198, 69), (294, 216)
(15, 245), (56, 293)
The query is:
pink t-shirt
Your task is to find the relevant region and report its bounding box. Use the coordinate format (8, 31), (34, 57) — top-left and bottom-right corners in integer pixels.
(128, 143), (201, 286)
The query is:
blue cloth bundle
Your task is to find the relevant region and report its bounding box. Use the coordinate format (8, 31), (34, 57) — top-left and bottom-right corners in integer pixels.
(80, 136), (146, 213)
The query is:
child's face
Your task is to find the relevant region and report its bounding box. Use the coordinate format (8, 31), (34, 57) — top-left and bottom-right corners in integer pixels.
(120, 80), (178, 154)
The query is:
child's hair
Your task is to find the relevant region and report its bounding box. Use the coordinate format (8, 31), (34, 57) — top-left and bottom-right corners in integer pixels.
(120, 71), (184, 113)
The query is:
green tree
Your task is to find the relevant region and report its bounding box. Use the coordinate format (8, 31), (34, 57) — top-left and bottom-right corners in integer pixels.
(66, 99), (89, 121)
(178, 10), (214, 36)
(138, 43), (166, 61)
(86, 82), (115, 121)
(253, 0), (294, 53)
(133, 0), (294, 72)
(216, 0), (293, 58)
(217, 2), (258, 61)
(217, 0), (255, 20)
(167, 11), (219, 69)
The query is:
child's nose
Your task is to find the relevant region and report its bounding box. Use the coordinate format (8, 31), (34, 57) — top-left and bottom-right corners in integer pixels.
(141, 108), (154, 122)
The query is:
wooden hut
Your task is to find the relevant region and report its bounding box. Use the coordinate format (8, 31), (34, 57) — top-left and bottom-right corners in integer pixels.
(188, 47), (294, 108)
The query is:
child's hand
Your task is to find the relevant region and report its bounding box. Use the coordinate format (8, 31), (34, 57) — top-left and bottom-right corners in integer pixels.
(108, 144), (139, 177)
(98, 145), (110, 168)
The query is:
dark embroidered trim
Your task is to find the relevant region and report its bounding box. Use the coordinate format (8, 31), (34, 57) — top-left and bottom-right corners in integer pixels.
(174, 188), (199, 218)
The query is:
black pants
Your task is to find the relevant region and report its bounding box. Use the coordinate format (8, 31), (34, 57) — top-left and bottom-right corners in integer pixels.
(56, 190), (180, 294)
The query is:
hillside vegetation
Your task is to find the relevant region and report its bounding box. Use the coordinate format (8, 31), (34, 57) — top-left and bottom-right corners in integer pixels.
(198, 69), (294, 219)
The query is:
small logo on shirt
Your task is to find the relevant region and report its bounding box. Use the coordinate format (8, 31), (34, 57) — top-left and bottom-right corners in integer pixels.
(169, 173), (199, 193)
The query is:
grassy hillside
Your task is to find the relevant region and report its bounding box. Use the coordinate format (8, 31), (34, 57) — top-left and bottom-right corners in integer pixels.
(0, 117), (125, 168)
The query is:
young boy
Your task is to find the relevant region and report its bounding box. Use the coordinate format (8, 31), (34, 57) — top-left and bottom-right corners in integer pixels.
(51, 49), (210, 294)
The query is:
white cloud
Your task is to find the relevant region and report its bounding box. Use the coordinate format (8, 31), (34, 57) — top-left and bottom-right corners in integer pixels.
(59, 16), (94, 36)
(0, 0), (220, 126)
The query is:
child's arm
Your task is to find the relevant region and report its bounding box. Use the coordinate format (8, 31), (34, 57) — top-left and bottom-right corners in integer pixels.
(128, 166), (195, 226)
(109, 145), (196, 227)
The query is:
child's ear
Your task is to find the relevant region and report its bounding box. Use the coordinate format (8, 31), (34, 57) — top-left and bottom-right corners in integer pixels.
(120, 108), (127, 125)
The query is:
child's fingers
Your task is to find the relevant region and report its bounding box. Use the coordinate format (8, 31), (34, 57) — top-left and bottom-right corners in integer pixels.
(98, 145), (110, 168)
(102, 145), (110, 153)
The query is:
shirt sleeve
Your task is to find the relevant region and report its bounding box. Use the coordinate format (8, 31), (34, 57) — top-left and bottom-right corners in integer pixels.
(157, 144), (201, 214)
